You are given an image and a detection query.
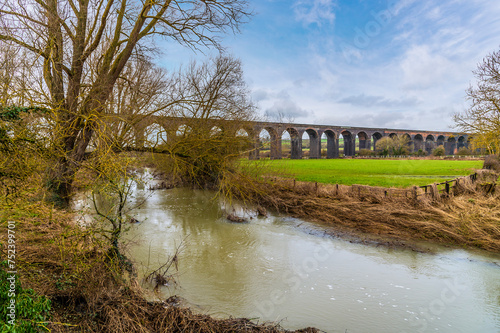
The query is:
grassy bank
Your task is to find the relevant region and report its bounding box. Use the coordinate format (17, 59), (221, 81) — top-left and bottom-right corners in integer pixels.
(0, 186), (316, 332)
(227, 171), (500, 253)
(245, 159), (482, 188)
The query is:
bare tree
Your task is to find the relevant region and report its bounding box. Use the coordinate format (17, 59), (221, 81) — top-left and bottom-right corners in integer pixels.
(455, 48), (500, 154)
(0, 0), (251, 205)
(172, 55), (256, 123)
(97, 56), (174, 150)
(156, 55), (256, 186)
(96, 54), (255, 150)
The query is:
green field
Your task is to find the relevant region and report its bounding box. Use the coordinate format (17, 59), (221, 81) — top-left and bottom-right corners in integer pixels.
(246, 159), (483, 188)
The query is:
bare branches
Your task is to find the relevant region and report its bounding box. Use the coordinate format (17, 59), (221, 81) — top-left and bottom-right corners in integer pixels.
(455, 48), (500, 154)
(171, 55), (256, 122)
(144, 238), (185, 290)
(0, 0), (252, 204)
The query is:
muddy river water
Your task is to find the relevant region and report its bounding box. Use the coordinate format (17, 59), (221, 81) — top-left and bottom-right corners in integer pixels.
(77, 185), (500, 332)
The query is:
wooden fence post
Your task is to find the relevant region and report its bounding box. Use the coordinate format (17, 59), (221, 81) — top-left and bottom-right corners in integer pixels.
(430, 183), (439, 200)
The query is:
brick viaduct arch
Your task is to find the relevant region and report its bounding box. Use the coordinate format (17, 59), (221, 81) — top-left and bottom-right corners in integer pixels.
(128, 117), (469, 159)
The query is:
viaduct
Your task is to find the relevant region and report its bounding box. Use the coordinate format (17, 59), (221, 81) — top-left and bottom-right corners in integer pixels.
(131, 116), (470, 159)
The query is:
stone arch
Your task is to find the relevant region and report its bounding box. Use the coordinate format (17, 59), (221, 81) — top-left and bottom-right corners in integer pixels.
(437, 135), (445, 148)
(413, 134), (424, 152)
(341, 130), (354, 156)
(457, 136), (467, 150)
(283, 127), (301, 159)
(210, 126), (223, 136)
(256, 127), (281, 159)
(321, 130), (338, 158)
(99, 119), (138, 149)
(303, 128), (320, 159)
(372, 132), (383, 151)
(402, 133), (412, 153)
(446, 136), (457, 155)
(389, 133), (398, 139)
(234, 127), (254, 159)
(176, 124), (192, 137)
(357, 131), (370, 151)
(236, 128), (250, 137)
(144, 123), (168, 147)
(425, 135), (435, 155)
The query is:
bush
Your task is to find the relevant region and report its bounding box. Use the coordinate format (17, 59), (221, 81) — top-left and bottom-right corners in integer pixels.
(414, 149), (427, 157)
(457, 147), (472, 156)
(392, 146), (409, 156)
(358, 149), (375, 157)
(483, 155), (500, 172)
(375, 136), (409, 156)
(433, 145), (445, 156)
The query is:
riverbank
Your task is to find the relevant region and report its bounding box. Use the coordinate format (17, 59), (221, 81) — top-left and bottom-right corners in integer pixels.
(2, 167), (499, 331)
(0, 188), (318, 332)
(226, 171), (500, 253)
(135, 151), (500, 253)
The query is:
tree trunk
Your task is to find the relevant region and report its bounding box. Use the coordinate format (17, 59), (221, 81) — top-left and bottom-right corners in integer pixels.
(47, 157), (75, 206)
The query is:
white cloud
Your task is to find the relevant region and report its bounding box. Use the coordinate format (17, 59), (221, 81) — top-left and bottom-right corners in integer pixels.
(236, 0), (500, 131)
(389, 0), (418, 16)
(400, 45), (455, 90)
(338, 94), (421, 108)
(261, 90), (312, 122)
(293, 0), (336, 26)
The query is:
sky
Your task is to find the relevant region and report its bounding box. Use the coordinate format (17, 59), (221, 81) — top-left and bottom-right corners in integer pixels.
(157, 0), (500, 132)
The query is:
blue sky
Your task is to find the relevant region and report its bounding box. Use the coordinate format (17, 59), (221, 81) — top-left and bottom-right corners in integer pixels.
(158, 0), (500, 132)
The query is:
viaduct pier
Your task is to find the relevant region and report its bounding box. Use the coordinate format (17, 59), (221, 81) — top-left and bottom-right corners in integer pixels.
(133, 117), (469, 159)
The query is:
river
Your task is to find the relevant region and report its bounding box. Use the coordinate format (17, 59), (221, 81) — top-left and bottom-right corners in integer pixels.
(76, 182), (500, 332)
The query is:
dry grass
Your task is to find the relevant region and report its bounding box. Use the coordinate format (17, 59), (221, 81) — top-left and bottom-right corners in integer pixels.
(227, 173), (500, 253)
(0, 187), (318, 332)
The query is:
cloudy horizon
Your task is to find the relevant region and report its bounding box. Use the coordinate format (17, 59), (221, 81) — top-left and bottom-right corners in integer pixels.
(156, 0), (500, 132)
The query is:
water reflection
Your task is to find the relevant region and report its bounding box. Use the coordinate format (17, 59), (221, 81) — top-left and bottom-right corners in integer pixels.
(79, 186), (500, 333)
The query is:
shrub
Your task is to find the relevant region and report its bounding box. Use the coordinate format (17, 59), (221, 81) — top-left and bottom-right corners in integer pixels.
(375, 136), (409, 156)
(358, 149), (375, 157)
(392, 146), (409, 156)
(414, 149), (427, 157)
(457, 147), (472, 156)
(483, 155), (500, 172)
(433, 145), (445, 156)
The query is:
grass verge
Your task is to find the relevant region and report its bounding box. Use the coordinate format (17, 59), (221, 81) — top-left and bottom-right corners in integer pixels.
(244, 159), (483, 188)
